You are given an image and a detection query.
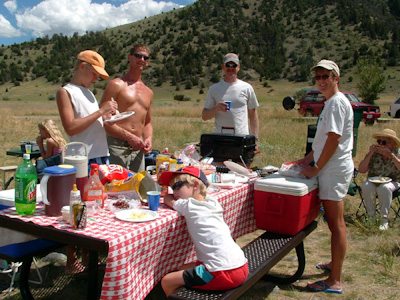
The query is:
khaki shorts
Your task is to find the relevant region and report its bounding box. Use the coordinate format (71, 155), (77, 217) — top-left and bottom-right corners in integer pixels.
(107, 136), (145, 173)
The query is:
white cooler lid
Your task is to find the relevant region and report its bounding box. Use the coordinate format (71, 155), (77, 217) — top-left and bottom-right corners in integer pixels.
(254, 174), (318, 196)
(0, 184), (42, 207)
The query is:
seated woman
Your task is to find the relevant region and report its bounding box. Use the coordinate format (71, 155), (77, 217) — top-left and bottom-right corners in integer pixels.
(358, 128), (400, 230)
(36, 119), (66, 159)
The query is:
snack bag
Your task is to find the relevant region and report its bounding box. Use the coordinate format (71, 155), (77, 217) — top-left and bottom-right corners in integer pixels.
(104, 173), (140, 193)
(97, 164), (133, 185)
(104, 171), (161, 203)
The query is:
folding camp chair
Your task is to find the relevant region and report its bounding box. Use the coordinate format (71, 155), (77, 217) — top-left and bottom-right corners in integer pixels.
(353, 168), (400, 222)
(0, 257), (42, 298)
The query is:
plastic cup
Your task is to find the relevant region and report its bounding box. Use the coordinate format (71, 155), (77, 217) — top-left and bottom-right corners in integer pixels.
(225, 101), (232, 111)
(25, 144), (32, 154)
(147, 191), (161, 211)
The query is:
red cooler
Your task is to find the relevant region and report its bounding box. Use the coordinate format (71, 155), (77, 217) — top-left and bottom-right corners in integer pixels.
(254, 174), (320, 235)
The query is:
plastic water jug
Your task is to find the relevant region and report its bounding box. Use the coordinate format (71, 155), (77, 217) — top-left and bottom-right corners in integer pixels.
(62, 142), (88, 198)
(40, 165), (77, 216)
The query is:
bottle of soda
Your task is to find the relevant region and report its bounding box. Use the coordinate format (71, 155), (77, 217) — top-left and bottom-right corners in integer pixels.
(84, 165), (104, 215)
(15, 153), (37, 215)
(70, 184), (86, 229)
(69, 184), (81, 225)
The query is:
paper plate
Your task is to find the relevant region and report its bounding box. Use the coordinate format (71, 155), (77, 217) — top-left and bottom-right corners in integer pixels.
(223, 161), (250, 175)
(115, 208), (158, 222)
(368, 176), (392, 184)
(105, 111), (135, 123)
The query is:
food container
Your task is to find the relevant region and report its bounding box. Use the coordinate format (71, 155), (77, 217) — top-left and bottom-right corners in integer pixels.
(61, 206), (70, 222)
(62, 142), (88, 198)
(156, 155), (170, 180)
(254, 174), (320, 235)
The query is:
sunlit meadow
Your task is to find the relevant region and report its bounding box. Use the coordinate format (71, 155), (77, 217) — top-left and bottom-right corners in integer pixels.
(0, 79), (399, 299)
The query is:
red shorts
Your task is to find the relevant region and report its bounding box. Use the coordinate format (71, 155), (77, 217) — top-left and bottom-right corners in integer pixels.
(183, 262), (248, 290)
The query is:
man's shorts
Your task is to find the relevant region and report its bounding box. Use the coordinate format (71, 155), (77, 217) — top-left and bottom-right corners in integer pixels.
(107, 136), (145, 173)
(183, 263), (248, 290)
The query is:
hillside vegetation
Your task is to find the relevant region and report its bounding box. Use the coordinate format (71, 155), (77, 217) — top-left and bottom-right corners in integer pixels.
(1, 0), (400, 96)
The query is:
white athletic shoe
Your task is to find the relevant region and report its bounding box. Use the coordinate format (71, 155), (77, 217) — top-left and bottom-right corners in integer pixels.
(379, 219), (389, 231)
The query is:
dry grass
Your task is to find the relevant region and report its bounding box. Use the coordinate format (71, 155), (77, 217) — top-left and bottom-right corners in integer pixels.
(1, 79), (399, 300)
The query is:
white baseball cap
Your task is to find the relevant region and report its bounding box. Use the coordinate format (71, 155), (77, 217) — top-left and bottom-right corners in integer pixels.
(223, 53), (239, 65)
(311, 59), (340, 77)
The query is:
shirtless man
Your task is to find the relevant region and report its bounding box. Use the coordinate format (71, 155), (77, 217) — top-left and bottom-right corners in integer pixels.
(100, 44), (153, 172)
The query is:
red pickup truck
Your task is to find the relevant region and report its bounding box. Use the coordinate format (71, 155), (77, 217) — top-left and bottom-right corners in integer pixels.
(298, 90), (381, 125)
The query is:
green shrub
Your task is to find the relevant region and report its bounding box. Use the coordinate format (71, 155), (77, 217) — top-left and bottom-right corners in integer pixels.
(173, 94), (191, 101)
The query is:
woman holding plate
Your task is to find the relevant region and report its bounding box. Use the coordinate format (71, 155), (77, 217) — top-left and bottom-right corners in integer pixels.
(358, 128), (400, 230)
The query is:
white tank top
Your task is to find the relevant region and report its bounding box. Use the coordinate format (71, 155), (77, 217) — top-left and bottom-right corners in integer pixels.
(63, 83), (109, 159)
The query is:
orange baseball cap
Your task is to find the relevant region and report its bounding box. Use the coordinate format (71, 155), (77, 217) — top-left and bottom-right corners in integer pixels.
(77, 50), (109, 79)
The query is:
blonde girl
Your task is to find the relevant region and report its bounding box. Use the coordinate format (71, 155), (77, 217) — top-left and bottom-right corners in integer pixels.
(36, 119), (66, 158)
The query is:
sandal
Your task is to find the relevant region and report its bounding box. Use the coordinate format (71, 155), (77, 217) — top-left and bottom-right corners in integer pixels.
(316, 262), (331, 272)
(307, 280), (343, 294)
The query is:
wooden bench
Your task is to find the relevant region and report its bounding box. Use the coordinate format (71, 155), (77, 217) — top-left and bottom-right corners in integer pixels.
(169, 221), (317, 300)
(0, 165), (17, 190)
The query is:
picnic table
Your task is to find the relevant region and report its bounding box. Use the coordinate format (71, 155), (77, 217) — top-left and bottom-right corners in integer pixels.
(6, 149), (42, 160)
(0, 179), (257, 300)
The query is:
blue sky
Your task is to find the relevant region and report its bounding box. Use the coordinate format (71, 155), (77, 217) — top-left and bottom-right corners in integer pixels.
(0, 0), (197, 46)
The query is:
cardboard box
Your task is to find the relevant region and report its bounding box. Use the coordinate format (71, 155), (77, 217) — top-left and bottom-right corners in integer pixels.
(254, 174), (320, 235)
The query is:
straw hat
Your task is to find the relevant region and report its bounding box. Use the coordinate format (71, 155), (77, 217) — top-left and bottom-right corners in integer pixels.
(372, 128), (400, 147)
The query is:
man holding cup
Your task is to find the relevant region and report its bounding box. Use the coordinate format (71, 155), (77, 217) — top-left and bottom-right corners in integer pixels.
(202, 53), (259, 148)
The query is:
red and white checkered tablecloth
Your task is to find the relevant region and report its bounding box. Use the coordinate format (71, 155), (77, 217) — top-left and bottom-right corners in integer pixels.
(0, 180), (256, 300)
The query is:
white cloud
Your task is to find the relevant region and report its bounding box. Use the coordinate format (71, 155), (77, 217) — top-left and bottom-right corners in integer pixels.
(4, 0), (17, 14)
(15, 0), (183, 38)
(0, 14), (21, 37)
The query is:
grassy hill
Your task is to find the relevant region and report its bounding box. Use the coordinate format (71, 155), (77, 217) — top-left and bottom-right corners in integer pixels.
(1, 0), (400, 102)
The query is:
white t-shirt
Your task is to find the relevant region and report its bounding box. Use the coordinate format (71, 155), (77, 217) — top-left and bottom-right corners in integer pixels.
(173, 195), (247, 272)
(313, 91), (353, 169)
(63, 83), (109, 159)
(204, 79), (259, 135)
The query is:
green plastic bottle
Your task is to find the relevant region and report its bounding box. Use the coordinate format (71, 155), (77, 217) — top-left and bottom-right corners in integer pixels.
(15, 153), (37, 215)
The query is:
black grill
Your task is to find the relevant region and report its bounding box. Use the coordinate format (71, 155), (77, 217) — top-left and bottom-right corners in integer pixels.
(199, 134), (256, 164)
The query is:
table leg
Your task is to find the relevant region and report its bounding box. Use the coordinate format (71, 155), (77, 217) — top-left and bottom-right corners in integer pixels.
(20, 257), (34, 300)
(262, 241), (306, 284)
(87, 250), (99, 300)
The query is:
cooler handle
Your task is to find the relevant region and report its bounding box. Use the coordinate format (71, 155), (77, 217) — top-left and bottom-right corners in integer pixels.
(264, 194), (285, 215)
(40, 174), (50, 205)
(61, 142), (88, 163)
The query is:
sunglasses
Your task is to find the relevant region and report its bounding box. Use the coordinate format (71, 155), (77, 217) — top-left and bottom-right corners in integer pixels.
(377, 139), (387, 146)
(225, 63), (237, 68)
(314, 74), (330, 81)
(171, 180), (188, 191)
(133, 53), (150, 60)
